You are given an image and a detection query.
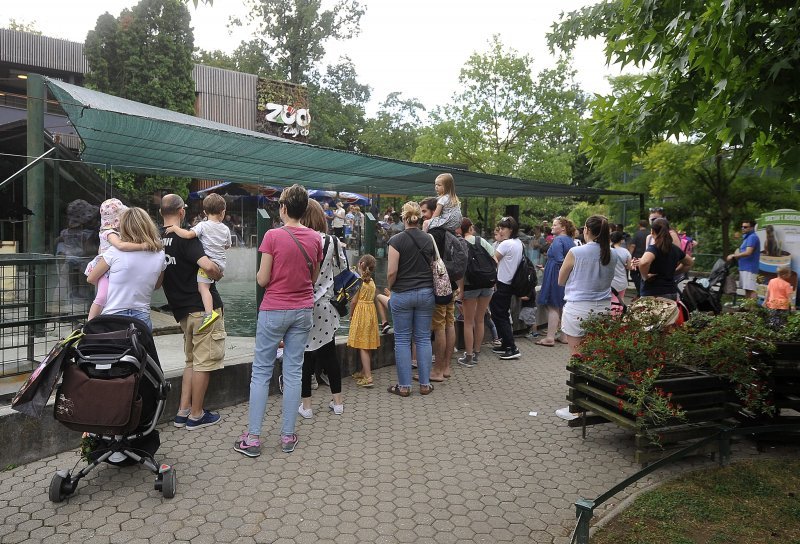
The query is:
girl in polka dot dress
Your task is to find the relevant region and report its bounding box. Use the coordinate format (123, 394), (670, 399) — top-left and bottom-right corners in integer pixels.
(348, 255), (380, 387)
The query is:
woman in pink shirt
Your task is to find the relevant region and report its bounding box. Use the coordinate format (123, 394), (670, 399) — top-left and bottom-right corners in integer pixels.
(234, 185), (322, 458)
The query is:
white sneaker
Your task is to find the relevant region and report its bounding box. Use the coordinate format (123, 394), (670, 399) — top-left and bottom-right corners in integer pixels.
(298, 404), (313, 419)
(310, 374), (319, 390)
(329, 401), (344, 415)
(555, 407), (579, 421)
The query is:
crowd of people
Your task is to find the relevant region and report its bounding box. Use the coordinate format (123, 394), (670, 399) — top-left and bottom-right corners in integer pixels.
(85, 173), (797, 457)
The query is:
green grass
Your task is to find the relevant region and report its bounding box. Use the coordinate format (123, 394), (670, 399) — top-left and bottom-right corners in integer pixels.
(591, 459), (800, 544)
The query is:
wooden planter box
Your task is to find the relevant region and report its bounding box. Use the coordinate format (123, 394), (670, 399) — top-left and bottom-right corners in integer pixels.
(738, 342), (800, 425)
(566, 364), (736, 464)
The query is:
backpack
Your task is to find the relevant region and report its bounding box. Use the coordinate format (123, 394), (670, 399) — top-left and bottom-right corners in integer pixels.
(510, 240), (537, 297)
(465, 236), (497, 288)
(442, 229), (469, 282)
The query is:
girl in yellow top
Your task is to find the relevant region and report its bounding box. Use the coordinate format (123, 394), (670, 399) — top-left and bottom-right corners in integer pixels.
(348, 254), (380, 387)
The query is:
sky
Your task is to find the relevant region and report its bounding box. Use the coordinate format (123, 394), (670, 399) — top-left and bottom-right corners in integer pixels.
(4, 0), (628, 116)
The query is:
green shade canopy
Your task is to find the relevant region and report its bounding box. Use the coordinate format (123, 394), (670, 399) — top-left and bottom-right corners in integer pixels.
(45, 78), (640, 199)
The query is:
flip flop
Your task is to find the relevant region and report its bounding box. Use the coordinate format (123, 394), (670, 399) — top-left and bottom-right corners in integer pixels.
(555, 337), (568, 344)
(535, 339), (555, 347)
(412, 374), (445, 383)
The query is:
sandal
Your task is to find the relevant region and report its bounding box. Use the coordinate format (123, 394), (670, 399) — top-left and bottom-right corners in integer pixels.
(352, 371), (364, 379)
(412, 374), (444, 383)
(419, 384), (434, 395)
(356, 377), (373, 388)
(387, 384), (410, 397)
(535, 339), (555, 347)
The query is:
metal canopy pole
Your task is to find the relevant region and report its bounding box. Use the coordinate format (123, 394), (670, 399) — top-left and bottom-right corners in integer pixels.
(26, 74), (46, 254)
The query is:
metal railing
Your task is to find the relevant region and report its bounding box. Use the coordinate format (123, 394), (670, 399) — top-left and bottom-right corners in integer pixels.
(0, 253), (89, 378)
(570, 423), (800, 543)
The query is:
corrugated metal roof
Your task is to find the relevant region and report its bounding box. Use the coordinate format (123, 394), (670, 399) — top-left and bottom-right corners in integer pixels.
(0, 29), (88, 75)
(45, 77), (640, 198)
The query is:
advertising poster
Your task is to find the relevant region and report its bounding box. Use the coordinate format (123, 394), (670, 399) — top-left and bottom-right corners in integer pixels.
(755, 209), (800, 303)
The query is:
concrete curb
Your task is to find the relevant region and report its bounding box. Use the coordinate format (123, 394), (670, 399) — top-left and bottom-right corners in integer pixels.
(0, 334), (397, 467)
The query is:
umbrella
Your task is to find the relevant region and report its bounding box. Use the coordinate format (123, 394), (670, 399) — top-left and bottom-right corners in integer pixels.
(308, 190), (370, 206)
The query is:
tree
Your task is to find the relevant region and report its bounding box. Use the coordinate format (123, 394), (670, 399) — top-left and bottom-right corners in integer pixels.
(414, 35), (586, 182)
(306, 58), (370, 151)
(233, 0), (365, 83)
(84, 0), (196, 115)
(194, 39), (276, 78)
(360, 93), (424, 160)
(412, 35), (588, 225)
(84, 0), (195, 205)
(625, 141), (797, 255)
(548, 0), (800, 175)
(6, 19), (42, 34)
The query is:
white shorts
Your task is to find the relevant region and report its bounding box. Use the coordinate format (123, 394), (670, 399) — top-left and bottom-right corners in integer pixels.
(739, 270), (757, 292)
(562, 299), (611, 338)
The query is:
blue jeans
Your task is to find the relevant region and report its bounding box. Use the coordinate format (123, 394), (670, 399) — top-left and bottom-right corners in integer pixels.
(105, 309), (152, 331)
(390, 287), (434, 387)
(248, 308), (312, 438)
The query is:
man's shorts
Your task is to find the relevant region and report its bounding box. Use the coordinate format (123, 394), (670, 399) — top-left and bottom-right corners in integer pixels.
(431, 301), (455, 331)
(180, 308), (226, 371)
(739, 270), (757, 292)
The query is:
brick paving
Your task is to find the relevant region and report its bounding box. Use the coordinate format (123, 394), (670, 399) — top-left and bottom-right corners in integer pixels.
(1, 337), (797, 544)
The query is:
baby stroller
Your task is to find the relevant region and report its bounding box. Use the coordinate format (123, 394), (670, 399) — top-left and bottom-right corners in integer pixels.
(680, 258), (730, 315)
(49, 315), (175, 502)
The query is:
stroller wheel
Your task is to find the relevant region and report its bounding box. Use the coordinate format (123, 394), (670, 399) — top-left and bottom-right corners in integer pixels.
(49, 472), (74, 503)
(155, 466), (176, 499)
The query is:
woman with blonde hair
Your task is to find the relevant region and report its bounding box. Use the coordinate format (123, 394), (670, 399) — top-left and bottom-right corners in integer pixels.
(86, 207), (166, 330)
(386, 201), (436, 397)
(535, 216), (576, 347)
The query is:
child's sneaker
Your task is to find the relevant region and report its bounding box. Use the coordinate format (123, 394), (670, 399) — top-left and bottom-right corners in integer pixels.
(329, 401), (344, 415)
(233, 433), (261, 457)
(281, 433), (299, 453)
(298, 404), (313, 419)
(198, 310), (219, 332)
(381, 321), (393, 335)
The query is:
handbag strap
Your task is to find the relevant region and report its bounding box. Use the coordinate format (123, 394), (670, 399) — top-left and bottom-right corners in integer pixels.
(281, 227), (313, 278)
(405, 230), (434, 267)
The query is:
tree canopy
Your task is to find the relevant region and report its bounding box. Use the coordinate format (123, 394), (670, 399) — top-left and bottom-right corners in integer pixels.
(411, 36), (588, 225)
(414, 35), (586, 182)
(84, 0), (195, 204)
(548, 0), (800, 176)
(84, 0), (196, 115)
(233, 0), (365, 83)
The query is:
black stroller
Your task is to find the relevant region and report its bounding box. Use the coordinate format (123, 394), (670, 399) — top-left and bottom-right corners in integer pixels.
(680, 258), (731, 315)
(49, 315), (175, 501)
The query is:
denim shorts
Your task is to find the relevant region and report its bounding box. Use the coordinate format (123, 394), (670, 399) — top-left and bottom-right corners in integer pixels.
(463, 287), (494, 299)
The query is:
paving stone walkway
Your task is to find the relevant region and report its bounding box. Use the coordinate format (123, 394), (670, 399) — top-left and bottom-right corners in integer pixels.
(1, 337), (797, 544)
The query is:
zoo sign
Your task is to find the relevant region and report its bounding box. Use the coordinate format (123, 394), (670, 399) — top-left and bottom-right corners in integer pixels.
(264, 103), (311, 138)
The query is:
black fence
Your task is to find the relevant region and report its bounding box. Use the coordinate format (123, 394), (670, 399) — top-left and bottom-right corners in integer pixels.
(0, 253), (88, 378)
